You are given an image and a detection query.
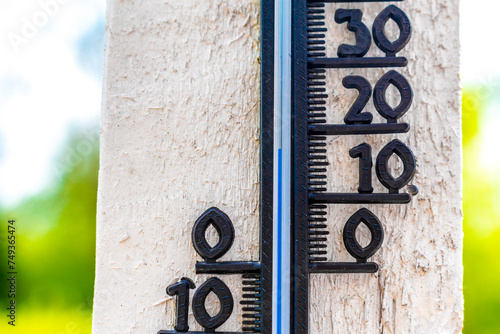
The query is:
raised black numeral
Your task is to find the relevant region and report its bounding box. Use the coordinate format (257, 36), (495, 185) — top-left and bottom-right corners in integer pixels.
(342, 71), (412, 125)
(373, 70), (413, 123)
(376, 139), (416, 193)
(192, 207), (235, 262)
(167, 278), (196, 332)
(373, 5), (412, 57)
(349, 140), (415, 194)
(192, 277), (234, 331)
(349, 143), (373, 194)
(343, 208), (384, 262)
(343, 76), (373, 124)
(335, 9), (371, 58)
(334, 5), (411, 58)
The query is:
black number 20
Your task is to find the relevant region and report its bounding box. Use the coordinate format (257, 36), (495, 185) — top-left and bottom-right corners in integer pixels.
(343, 70), (413, 124)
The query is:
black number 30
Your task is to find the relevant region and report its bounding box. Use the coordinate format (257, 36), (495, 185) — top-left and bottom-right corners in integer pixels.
(336, 5), (411, 58)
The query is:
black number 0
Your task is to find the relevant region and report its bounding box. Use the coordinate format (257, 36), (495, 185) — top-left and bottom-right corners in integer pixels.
(343, 208), (384, 262)
(192, 207), (235, 263)
(192, 278), (234, 331)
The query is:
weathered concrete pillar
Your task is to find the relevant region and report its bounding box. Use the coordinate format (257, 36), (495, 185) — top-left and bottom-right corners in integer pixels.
(93, 1), (462, 333)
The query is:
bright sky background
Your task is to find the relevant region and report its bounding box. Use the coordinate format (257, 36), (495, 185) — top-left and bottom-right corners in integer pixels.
(461, 1), (500, 174)
(0, 0), (105, 206)
(461, 1), (500, 83)
(0, 0), (498, 206)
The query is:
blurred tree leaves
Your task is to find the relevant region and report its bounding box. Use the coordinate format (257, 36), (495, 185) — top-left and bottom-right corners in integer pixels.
(1, 127), (98, 320)
(463, 88), (500, 334)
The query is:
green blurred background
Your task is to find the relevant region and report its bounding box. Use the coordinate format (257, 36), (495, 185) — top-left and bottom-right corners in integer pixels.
(462, 87), (500, 333)
(1, 0), (500, 333)
(0, 129), (99, 333)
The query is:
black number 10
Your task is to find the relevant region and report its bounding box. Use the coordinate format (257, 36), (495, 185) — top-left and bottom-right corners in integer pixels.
(350, 139), (416, 194)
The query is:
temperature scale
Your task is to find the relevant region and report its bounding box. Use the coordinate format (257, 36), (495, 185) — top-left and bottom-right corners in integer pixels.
(159, 0), (417, 333)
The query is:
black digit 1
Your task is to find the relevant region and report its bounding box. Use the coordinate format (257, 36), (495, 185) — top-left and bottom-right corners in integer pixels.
(335, 9), (371, 58)
(349, 143), (373, 194)
(376, 139), (416, 193)
(166, 278), (196, 332)
(373, 5), (412, 57)
(192, 277), (234, 331)
(343, 76), (373, 125)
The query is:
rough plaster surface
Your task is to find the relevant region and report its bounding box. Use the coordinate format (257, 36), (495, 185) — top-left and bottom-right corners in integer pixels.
(93, 0), (462, 333)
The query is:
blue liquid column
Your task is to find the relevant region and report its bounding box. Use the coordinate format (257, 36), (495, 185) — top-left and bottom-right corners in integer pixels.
(272, 0), (292, 333)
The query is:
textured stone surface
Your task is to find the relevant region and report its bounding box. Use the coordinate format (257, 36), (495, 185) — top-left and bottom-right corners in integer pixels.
(93, 1), (462, 333)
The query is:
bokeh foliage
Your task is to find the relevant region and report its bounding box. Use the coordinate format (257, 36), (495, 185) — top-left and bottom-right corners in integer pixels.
(462, 88), (500, 334)
(0, 127), (98, 333)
